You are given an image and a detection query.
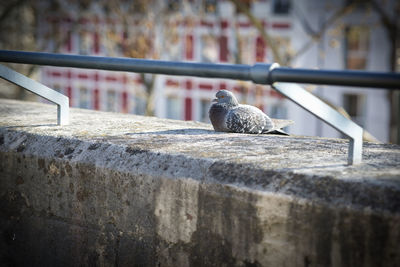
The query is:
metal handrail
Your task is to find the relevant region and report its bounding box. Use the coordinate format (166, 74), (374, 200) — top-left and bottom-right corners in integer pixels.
(0, 50), (399, 164)
(0, 64), (69, 125)
(0, 50), (399, 89)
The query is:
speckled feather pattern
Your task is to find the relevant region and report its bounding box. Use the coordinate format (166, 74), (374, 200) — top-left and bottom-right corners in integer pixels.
(209, 90), (292, 134)
(226, 104), (274, 134)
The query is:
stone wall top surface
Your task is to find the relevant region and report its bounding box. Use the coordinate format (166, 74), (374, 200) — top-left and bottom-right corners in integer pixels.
(1, 99), (399, 212)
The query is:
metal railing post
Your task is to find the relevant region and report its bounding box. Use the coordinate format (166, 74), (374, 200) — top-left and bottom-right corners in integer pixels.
(0, 64), (69, 125)
(250, 63), (365, 164)
(272, 82), (363, 165)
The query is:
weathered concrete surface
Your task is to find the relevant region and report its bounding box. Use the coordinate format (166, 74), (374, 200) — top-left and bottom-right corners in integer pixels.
(0, 98), (399, 267)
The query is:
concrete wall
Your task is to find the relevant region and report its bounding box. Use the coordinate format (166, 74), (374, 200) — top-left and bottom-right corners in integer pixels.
(1, 99), (400, 266)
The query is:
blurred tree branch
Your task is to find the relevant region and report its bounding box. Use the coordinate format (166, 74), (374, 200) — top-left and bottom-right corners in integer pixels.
(0, 0), (27, 24)
(230, 0), (284, 65)
(140, 73), (156, 116)
(291, 2), (358, 63)
(370, 0), (396, 33)
(0, 0), (80, 99)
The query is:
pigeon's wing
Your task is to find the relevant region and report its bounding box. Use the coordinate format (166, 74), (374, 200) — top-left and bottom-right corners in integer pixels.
(226, 105), (274, 134)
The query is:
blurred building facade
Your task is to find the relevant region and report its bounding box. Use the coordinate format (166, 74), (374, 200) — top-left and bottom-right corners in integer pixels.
(37, 0), (396, 142)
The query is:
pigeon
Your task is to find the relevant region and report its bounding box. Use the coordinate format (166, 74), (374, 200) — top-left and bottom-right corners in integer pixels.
(209, 90), (293, 135)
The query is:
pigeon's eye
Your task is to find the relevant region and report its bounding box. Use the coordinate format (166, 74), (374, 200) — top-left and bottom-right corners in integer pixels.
(220, 95), (224, 98)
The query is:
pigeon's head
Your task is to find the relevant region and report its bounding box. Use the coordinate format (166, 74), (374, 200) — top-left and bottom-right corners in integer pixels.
(212, 90), (239, 106)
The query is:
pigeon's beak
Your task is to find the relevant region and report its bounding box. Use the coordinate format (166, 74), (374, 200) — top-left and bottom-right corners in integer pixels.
(212, 98), (218, 103)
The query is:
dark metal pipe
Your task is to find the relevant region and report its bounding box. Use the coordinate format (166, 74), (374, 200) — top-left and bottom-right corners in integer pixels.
(0, 50), (399, 89)
(0, 50), (251, 81)
(269, 68), (400, 89)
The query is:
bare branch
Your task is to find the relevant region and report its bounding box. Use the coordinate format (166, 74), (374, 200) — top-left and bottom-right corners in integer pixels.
(140, 73), (157, 116)
(289, 2), (358, 63)
(317, 3), (357, 38)
(292, 2), (317, 36)
(229, 0), (284, 65)
(0, 0), (27, 24)
(369, 0), (396, 31)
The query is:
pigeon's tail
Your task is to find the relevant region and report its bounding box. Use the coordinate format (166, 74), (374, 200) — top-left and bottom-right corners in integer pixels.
(266, 129), (290, 135)
(262, 119), (294, 135)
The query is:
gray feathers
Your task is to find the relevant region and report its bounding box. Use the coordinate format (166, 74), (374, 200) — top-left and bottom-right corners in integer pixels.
(209, 90), (293, 134)
(226, 105), (274, 133)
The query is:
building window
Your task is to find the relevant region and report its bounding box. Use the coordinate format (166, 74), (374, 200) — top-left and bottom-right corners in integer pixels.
(166, 96), (182, 120)
(237, 35), (253, 64)
(345, 26), (370, 70)
(79, 87), (90, 109)
(133, 95), (146, 115)
(163, 22), (182, 61)
(78, 30), (93, 55)
(343, 93), (366, 126)
(273, 0), (291, 15)
(106, 89), (117, 112)
(199, 99), (210, 122)
(201, 34), (218, 63)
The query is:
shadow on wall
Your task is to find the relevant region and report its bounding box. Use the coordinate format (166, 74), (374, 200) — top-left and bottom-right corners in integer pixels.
(125, 128), (217, 136)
